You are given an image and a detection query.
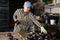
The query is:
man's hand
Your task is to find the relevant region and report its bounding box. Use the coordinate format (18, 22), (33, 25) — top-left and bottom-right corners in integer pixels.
(41, 26), (47, 34)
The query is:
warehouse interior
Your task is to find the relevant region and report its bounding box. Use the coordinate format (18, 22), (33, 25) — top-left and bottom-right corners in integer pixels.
(0, 0), (60, 40)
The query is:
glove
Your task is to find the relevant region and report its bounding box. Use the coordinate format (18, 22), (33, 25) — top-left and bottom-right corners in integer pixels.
(41, 26), (47, 34)
(15, 20), (20, 25)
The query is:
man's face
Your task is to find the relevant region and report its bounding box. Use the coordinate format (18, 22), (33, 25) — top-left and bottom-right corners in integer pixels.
(24, 6), (30, 12)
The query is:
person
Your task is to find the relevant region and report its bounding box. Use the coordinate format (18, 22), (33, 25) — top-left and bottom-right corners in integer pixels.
(13, 1), (47, 38)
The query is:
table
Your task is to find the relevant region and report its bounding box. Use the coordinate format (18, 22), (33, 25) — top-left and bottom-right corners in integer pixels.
(0, 32), (24, 40)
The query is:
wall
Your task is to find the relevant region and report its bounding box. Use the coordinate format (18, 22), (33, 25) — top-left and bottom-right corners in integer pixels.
(45, 7), (60, 14)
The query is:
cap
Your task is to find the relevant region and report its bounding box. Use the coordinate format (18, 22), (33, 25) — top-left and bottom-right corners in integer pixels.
(24, 1), (32, 7)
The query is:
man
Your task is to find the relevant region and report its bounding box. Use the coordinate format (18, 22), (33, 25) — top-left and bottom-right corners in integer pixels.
(13, 1), (47, 37)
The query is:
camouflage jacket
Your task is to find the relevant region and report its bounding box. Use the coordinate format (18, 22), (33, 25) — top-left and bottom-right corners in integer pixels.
(13, 9), (47, 37)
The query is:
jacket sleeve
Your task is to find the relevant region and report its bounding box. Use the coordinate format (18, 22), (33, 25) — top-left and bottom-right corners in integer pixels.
(13, 9), (19, 21)
(29, 13), (47, 34)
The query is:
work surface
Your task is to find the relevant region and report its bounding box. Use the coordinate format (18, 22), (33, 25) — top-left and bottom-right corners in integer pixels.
(0, 32), (23, 40)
